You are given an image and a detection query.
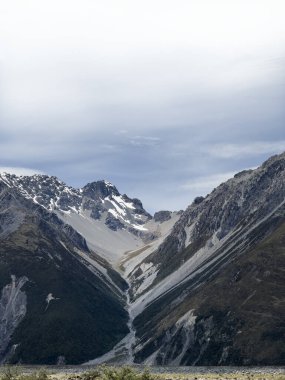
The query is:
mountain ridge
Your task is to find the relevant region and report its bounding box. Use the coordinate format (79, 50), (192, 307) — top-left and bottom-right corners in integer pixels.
(0, 152), (285, 365)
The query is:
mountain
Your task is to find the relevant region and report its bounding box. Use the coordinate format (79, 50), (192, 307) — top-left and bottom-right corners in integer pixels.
(0, 178), (129, 364)
(0, 152), (285, 365)
(131, 153), (285, 365)
(0, 174), (179, 364)
(0, 174), (178, 268)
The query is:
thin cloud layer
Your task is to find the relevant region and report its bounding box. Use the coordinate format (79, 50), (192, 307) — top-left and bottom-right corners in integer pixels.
(206, 141), (285, 159)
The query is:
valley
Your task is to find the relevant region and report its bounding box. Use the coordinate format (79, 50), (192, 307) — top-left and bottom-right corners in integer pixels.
(0, 153), (285, 365)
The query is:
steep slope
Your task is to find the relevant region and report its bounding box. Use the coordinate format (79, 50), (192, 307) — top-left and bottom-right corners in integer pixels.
(129, 153), (285, 304)
(133, 203), (285, 365)
(0, 180), (129, 364)
(130, 153), (285, 365)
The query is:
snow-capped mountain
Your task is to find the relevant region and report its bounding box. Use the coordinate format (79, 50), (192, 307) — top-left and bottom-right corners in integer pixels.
(0, 152), (285, 365)
(0, 174), (179, 268)
(0, 174), (151, 230)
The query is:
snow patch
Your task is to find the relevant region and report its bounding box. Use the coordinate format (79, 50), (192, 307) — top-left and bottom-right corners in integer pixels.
(45, 293), (59, 310)
(113, 195), (135, 210)
(131, 224), (148, 231)
(108, 198), (127, 217)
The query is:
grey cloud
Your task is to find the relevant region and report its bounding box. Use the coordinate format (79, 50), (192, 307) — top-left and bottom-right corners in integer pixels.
(205, 141), (285, 159)
(1, 1), (285, 212)
(128, 136), (161, 147)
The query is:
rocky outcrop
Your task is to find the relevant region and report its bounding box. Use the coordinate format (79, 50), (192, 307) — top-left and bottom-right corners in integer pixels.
(0, 276), (28, 362)
(82, 180), (120, 200)
(153, 211), (171, 223)
(105, 213), (125, 231)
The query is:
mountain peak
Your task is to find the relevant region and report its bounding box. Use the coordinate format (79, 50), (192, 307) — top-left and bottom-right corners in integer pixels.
(0, 173), (153, 236)
(82, 180), (120, 200)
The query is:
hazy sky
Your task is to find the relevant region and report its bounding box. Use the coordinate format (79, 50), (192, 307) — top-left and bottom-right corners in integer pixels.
(1, 0), (285, 212)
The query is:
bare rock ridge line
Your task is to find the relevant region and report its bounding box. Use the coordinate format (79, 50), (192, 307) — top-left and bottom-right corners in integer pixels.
(0, 151), (285, 364)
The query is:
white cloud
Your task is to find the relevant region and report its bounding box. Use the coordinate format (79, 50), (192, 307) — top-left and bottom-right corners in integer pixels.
(181, 172), (237, 194)
(2, 1), (285, 53)
(206, 142), (285, 159)
(0, 167), (44, 176)
(128, 136), (161, 147)
(1, 0), (284, 134)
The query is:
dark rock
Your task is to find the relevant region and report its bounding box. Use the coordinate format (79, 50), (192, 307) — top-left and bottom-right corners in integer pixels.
(105, 213), (125, 231)
(153, 210), (171, 223)
(82, 180), (120, 200)
(193, 196), (204, 205)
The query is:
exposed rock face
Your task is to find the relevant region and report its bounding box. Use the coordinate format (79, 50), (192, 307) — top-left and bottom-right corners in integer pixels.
(130, 152), (285, 298)
(152, 310), (197, 365)
(193, 196), (204, 205)
(105, 213), (125, 231)
(153, 211), (171, 223)
(134, 214), (285, 365)
(82, 180), (120, 200)
(131, 153), (285, 365)
(0, 276), (28, 361)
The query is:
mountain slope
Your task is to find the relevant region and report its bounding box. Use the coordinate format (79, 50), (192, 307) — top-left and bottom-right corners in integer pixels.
(0, 173), (179, 364)
(129, 153), (285, 365)
(129, 153), (285, 305)
(0, 180), (129, 364)
(133, 202), (285, 365)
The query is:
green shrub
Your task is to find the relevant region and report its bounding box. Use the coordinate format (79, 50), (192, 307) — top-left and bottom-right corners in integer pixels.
(0, 366), (156, 380)
(18, 370), (48, 380)
(69, 366), (156, 380)
(1, 366), (18, 380)
(0, 368), (48, 380)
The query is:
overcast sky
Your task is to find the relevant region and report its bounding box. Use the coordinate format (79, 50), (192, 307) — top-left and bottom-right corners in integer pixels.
(1, 0), (285, 212)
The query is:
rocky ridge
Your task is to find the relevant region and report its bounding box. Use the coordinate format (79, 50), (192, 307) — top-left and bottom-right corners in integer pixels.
(0, 174), (151, 233)
(128, 153), (285, 301)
